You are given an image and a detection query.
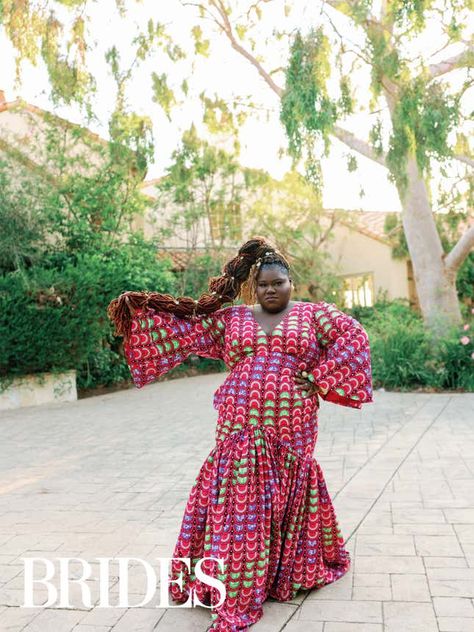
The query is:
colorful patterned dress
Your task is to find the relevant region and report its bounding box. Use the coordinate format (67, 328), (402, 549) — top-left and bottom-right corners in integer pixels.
(123, 300), (373, 631)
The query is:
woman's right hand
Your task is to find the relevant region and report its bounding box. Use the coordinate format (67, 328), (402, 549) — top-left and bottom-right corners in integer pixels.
(294, 370), (326, 398)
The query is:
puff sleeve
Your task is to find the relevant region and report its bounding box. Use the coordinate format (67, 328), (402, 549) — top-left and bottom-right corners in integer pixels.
(123, 307), (227, 389)
(309, 302), (373, 409)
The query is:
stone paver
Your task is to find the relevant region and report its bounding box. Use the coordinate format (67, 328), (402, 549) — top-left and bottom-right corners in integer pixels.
(0, 374), (473, 631)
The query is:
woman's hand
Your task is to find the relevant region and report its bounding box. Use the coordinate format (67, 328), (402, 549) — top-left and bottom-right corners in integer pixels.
(294, 370), (327, 398)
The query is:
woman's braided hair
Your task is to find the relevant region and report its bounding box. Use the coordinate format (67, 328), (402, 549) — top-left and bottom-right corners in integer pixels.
(107, 236), (291, 340)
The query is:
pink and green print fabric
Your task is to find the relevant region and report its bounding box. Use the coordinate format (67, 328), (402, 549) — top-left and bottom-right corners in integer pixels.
(123, 301), (373, 631)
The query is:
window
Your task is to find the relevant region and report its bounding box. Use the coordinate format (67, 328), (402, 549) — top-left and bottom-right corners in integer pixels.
(343, 273), (374, 308)
(208, 199), (242, 243)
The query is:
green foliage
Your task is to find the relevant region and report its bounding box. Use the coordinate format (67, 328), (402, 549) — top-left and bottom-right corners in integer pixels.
(191, 25), (210, 57)
(436, 325), (474, 390)
(338, 76), (354, 115)
(387, 77), (459, 193)
(457, 253), (474, 310)
(346, 154), (358, 172)
(108, 108), (154, 178)
(0, 161), (51, 272)
(133, 18), (183, 62)
(388, 0), (435, 31)
(281, 29), (337, 160)
(366, 25), (403, 98)
(154, 126), (257, 247)
(0, 241), (177, 389)
(277, 0), (470, 289)
(352, 299), (474, 391)
(201, 94), (243, 141)
(352, 301), (432, 389)
(0, 113), (173, 390)
(383, 212), (409, 259)
(177, 250), (227, 298)
(151, 72), (177, 118)
(1, 0), (95, 107)
(80, 346), (131, 390)
(371, 318), (435, 388)
(369, 118), (385, 158)
(0, 118), (152, 267)
(40, 14), (96, 106)
(1, 2), (178, 113)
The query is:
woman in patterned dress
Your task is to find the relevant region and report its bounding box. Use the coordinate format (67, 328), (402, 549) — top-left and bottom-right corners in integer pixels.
(107, 237), (373, 631)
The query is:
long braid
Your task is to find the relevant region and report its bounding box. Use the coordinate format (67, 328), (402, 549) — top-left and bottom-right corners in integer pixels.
(107, 236), (291, 339)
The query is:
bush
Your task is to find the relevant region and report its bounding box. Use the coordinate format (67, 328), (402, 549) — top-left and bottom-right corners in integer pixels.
(369, 319), (439, 389)
(435, 325), (474, 390)
(0, 237), (177, 391)
(350, 299), (474, 391)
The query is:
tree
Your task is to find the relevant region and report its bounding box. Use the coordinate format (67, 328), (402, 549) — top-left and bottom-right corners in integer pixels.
(248, 170), (344, 301)
(3, 0), (472, 334)
(183, 0), (474, 335)
(0, 159), (50, 273)
(1, 1), (162, 184)
(152, 125), (264, 251)
(0, 114), (152, 272)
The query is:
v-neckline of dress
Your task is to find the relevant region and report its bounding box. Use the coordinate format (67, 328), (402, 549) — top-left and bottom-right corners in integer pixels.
(245, 302), (300, 338)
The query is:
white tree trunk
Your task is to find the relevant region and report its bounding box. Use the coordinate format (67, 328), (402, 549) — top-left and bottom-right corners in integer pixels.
(398, 157), (462, 333)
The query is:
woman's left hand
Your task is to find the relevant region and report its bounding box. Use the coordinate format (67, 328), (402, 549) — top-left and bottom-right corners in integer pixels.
(294, 370), (320, 398)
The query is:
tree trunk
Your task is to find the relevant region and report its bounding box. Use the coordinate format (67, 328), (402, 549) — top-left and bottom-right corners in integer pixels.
(397, 157), (462, 334)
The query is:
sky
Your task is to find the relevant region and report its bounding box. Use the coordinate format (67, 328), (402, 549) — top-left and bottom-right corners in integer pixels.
(0, 0), (470, 214)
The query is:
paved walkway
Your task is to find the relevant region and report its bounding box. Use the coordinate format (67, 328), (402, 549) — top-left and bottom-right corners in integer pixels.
(0, 374), (473, 632)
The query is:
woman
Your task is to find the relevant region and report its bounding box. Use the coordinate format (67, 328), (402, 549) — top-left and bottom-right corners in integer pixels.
(107, 237), (373, 631)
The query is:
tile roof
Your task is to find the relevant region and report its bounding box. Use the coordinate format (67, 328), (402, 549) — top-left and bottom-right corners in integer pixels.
(336, 209), (399, 244)
(156, 248), (236, 271)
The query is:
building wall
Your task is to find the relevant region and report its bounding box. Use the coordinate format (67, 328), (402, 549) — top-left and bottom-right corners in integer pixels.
(323, 223), (410, 301)
(0, 106), (105, 175)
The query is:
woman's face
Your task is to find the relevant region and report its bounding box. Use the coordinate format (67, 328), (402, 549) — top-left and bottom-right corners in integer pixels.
(255, 265), (292, 313)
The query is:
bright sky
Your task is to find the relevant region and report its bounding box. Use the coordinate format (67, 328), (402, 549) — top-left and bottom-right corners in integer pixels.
(0, 0), (469, 213)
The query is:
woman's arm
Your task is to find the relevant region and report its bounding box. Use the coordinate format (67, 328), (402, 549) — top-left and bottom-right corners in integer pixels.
(308, 302), (373, 409)
(123, 307), (227, 388)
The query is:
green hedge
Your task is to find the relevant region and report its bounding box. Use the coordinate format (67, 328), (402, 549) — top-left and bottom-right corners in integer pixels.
(0, 238), (177, 391)
(351, 300), (474, 391)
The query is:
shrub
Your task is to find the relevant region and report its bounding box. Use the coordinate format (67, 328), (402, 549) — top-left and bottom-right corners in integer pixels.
(0, 237), (177, 390)
(435, 324), (474, 391)
(369, 314), (437, 389)
(350, 299), (473, 391)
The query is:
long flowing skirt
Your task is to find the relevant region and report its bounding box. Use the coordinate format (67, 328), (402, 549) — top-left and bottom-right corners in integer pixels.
(168, 423), (350, 631)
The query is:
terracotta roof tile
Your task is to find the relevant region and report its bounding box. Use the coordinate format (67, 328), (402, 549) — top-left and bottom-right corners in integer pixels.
(336, 209), (398, 243)
(156, 248), (235, 271)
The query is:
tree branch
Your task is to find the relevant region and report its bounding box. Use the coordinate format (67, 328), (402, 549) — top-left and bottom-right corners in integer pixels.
(454, 154), (474, 168)
(429, 46), (474, 79)
(444, 223), (474, 275)
(207, 0), (284, 97)
(188, 1), (394, 169)
(323, 0), (385, 34)
(315, 210), (337, 248)
(322, 6), (372, 66)
(333, 125), (387, 166)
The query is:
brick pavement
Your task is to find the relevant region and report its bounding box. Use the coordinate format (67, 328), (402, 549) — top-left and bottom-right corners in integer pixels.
(0, 374), (473, 631)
